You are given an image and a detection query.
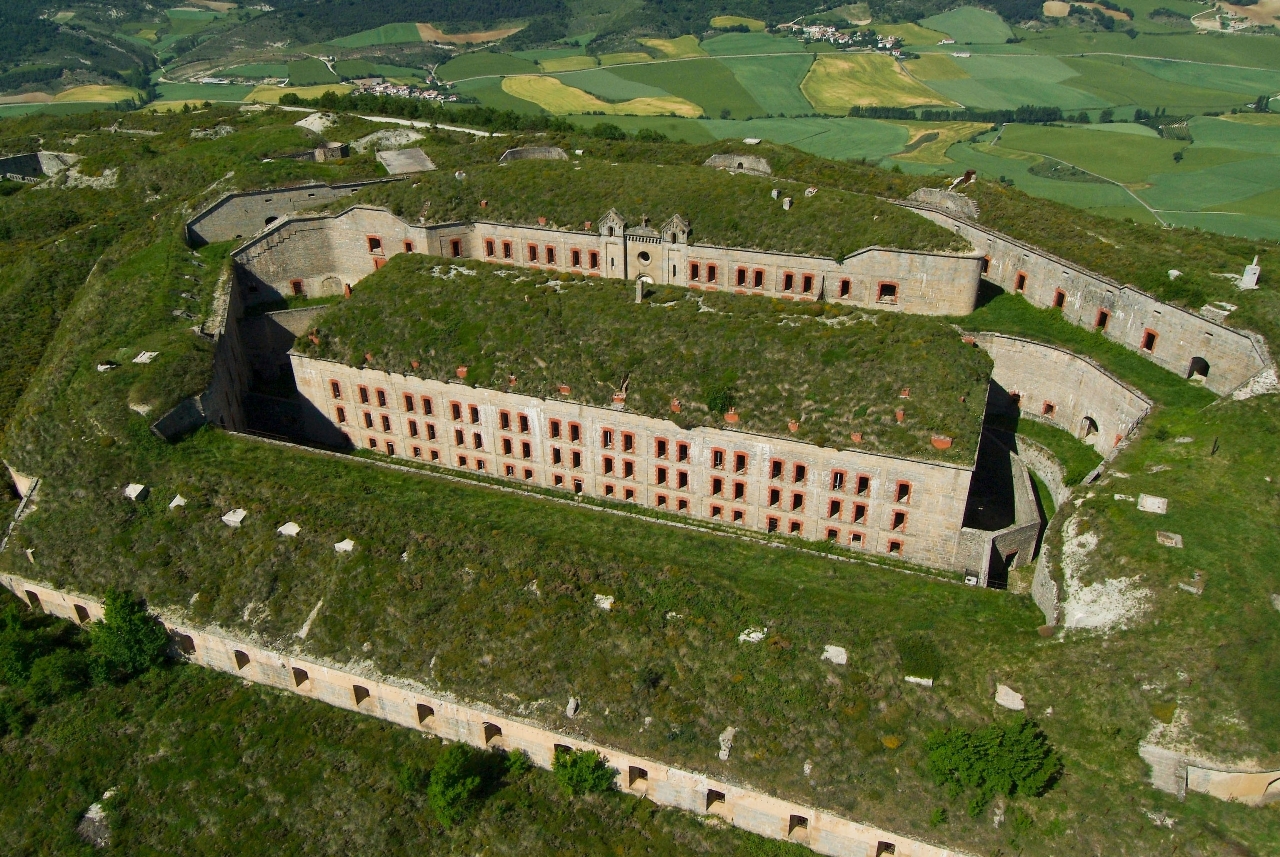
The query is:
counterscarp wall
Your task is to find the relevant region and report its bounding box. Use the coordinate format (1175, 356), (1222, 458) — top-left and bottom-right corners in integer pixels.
(0, 573), (974, 857)
(975, 333), (1152, 458)
(905, 201), (1269, 396)
(186, 180), (393, 247)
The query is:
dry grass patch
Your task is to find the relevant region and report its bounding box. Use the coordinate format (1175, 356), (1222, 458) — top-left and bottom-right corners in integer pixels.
(246, 84), (353, 103)
(502, 75), (701, 117)
(711, 15), (767, 30)
(639, 36), (707, 58)
(600, 52), (654, 66)
(801, 54), (953, 113)
(904, 53), (969, 82)
(539, 56), (599, 73)
(888, 120), (992, 164)
(52, 85), (143, 103)
(416, 23), (524, 44)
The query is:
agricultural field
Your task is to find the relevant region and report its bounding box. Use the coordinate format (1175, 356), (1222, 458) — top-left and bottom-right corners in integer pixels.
(802, 54), (953, 113)
(245, 84), (354, 104)
(327, 22), (425, 48)
(608, 59), (762, 119)
(51, 85), (144, 104)
(639, 36), (707, 58)
(437, 52), (539, 81)
(919, 7), (1014, 43)
(287, 58), (339, 86)
(223, 63), (290, 79)
(709, 15), (767, 30)
(500, 76), (702, 117)
(887, 120), (992, 165)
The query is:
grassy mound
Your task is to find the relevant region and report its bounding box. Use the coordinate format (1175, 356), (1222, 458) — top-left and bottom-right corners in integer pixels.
(296, 257), (991, 460)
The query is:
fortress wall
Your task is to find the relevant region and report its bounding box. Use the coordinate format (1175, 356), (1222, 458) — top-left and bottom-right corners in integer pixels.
(186, 181), (390, 246)
(906, 203), (1267, 395)
(236, 206), (983, 317)
(291, 355), (976, 571)
(0, 573), (973, 857)
(976, 334), (1152, 458)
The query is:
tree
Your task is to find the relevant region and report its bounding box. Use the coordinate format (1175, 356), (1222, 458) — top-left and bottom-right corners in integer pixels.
(553, 748), (618, 795)
(427, 744), (482, 827)
(925, 717), (1062, 814)
(88, 588), (169, 679)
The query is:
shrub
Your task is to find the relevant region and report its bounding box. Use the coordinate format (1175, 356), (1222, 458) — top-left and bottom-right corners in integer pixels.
(552, 748), (618, 795)
(395, 761), (431, 794)
(88, 588), (170, 680)
(427, 743), (482, 827)
(895, 634), (943, 680)
(25, 649), (90, 703)
(925, 717), (1062, 813)
(505, 748), (533, 778)
(0, 603), (37, 686)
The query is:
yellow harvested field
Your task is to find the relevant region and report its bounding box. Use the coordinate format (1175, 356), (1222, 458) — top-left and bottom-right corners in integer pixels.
(711, 15), (766, 30)
(0, 93), (53, 104)
(144, 100), (215, 113)
(639, 36), (707, 58)
(187, 0), (237, 10)
(1043, 0), (1130, 17)
(599, 52), (653, 66)
(539, 56), (599, 72)
(501, 75), (702, 117)
(1220, 0), (1280, 26)
(136, 29), (159, 41)
(1220, 112), (1280, 126)
(416, 23), (523, 44)
(801, 54), (953, 113)
(905, 53), (969, 81)
(53, 85), (143, 103)
(888, 120), (992, 164)
(246, 84), (353, 103)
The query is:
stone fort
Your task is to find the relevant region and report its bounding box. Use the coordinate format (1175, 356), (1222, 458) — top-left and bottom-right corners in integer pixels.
(170, 177), (1270, 589)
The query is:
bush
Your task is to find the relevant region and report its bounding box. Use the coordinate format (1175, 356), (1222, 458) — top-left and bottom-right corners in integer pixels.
(88, 588), (170, 680)
(553, 748), (618, 795)
(895, 634), (943, 680)
(0, 603), (37, 686)
(25, 648), (90, 703)
(427, 743), (483, 827)
(395, 761), (431, 794)
(925, 717), (1062, 813)
(505, 748), (533, 778)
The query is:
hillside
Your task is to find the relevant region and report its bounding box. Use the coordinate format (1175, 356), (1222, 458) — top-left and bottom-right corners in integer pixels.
(0, 105), (1279, 857)
(295, 259), (991, 461)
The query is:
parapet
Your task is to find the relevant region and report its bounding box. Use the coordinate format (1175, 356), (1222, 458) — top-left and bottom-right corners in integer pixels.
(703, 153), (771, 176)
(498, 146), (569, 163)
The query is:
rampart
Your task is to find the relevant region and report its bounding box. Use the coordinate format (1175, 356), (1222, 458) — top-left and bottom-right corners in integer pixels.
(1, 573), (973, 857)
(291, 355), (977, 571)
(975, 333), (1152, 458)
(904, 201), (1269, 396)
(186, 179), (394, 246)
(231, 204), (984, 316)
(1139, 743), (1280, 806)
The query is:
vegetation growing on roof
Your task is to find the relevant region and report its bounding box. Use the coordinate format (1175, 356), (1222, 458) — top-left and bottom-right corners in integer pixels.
(349, 159), (968, 260)
(295, 256), (991, 461)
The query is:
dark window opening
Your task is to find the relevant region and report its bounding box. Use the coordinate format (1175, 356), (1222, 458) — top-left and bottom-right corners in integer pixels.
(292, 667), (309, 687)
(417, 703), (435, 724)
(234, 650), (250, 670)
(877, 282), (898, 303)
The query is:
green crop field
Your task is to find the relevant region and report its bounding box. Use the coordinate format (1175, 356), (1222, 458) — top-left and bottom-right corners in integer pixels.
(287, 58), (339, 86)
(1192, 116), (1280, 155)
(717, 54), (815, 117)
(1123, 57), (1280, 98)
(437, 52), (539, 81)
(327, 22), (424, 48)
(554, 68), (672, 101)
(450, 78), (548, 114)
(568, 114), (718, 142)
(1060, 57), (1257, 112)
(224, 63), (289, 79)
(700, 32), (806, 56)
(868, 22), (951, 46)
(919, 8), (1013, 43)
(705, 117), (911, 161)
(155, 83), (254, 102)
(609, 58), (762, 120)
(922, 55), (1108, 111)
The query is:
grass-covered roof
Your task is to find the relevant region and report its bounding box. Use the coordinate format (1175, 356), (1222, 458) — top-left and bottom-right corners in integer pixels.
(295, 256), (992, 462)
(348, 159), (969, 260)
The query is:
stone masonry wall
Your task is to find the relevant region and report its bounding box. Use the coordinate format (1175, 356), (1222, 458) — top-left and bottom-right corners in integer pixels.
(976, 334), (1152, 458)
(291, 355), (976, 571)
(232, 205), (984, 317)
(0, 573), (975, 857)
(905, 201), (1268, 395)
(186, 180), (392, 246)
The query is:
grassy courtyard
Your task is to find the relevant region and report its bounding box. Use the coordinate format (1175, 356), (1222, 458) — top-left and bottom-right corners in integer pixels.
(297, 257), (991, 460)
